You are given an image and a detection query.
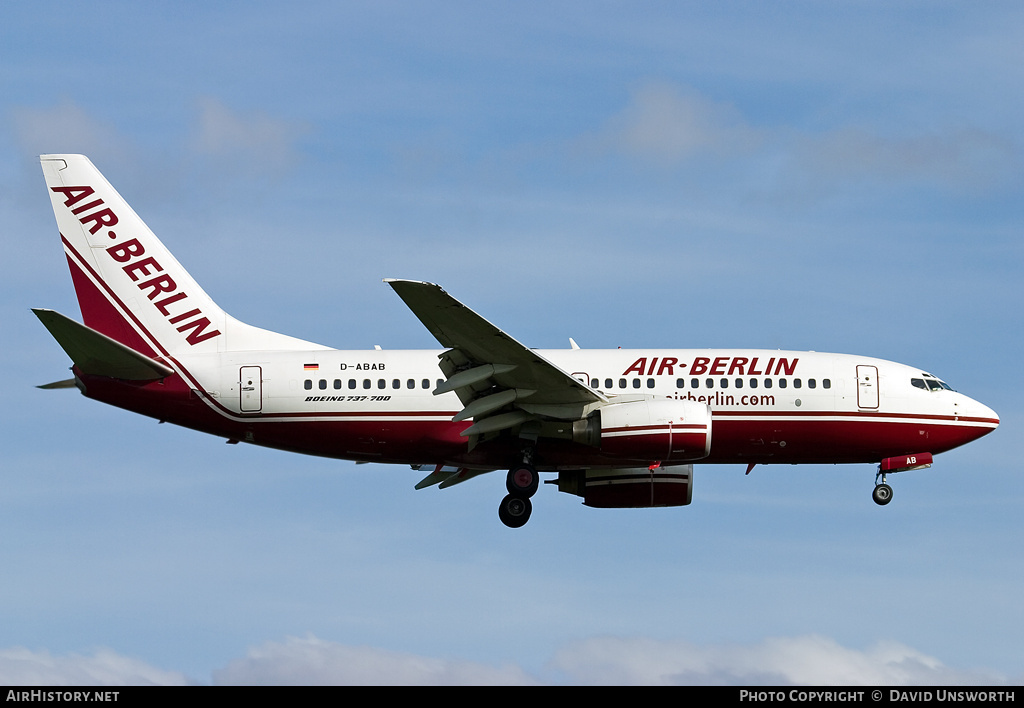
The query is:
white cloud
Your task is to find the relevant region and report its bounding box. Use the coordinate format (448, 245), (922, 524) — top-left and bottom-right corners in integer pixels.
(10, 100), (133, 166)
(0, 634), (1007, 686)
(598, 82), (763, 164)
(548, 635), (1005, 686)
(190, 97), (308, 173)
(0, 647), (188, 686)
(590, 81), (1018, 191)
(796, 126), (1017, 188)
(211, 635), (538, 686)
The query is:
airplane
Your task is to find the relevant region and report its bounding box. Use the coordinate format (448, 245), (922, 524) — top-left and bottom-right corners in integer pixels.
(33, 154), (1000, 528)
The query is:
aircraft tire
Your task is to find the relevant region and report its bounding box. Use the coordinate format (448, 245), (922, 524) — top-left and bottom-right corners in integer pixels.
(498, 494), (532, 528)
(506, 464), (540, 498)
(872, 483), (893, 506)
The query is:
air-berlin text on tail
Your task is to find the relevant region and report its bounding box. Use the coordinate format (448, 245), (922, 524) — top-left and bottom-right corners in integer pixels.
(51, 185), (221, 345)
(622, 356), (799, 377)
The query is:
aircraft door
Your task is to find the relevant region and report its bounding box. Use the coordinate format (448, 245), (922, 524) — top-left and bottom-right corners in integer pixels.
(572, 372), (591, 387)
(856, 365), (879, 409)
(240, 366), (263, 413)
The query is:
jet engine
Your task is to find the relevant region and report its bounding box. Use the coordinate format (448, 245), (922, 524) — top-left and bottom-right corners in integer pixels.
(553, 464), (694, 508)
(598, 398), (711, 462)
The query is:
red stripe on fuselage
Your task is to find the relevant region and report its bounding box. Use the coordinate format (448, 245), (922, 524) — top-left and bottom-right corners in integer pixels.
(61, 235), (996, 468)
(77, 367), (996, 468)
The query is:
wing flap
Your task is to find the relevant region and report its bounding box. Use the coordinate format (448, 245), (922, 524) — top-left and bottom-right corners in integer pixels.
(414, 464), (495, 490)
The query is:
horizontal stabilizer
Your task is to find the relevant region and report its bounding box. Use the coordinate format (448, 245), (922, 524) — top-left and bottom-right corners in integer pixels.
(33, 308), (174, 381)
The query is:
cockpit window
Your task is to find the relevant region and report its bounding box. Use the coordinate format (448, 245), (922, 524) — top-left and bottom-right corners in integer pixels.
(914, 374), (955, 392)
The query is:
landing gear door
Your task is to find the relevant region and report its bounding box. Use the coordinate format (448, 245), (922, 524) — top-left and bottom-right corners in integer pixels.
(240, 366), (263, 413)
(856, 364), (879, 409)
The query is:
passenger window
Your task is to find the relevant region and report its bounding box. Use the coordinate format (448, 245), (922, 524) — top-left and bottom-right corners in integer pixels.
(691, 378), (700, 389)
(334, 379), (342, 389)
(808, 379), (816, 389)
(319, 379), (327, 390)
(605, 378), (613, 389)
(632, 378), (641, 389)
(823, 379), (831, 389)
(735, 378), (743, 389)
(619, 378), (627, 389)
(304, 379), (312, 390)
(422, 379), (430, 389)
(779, 379), (787, 389)
(677, 378), (685, 388)
(749, 378), (758, 389)
(407, 379), (415, 389)
(646, 378), (655, 389)
(363, 379), (371, 389)
(378, 379), (386, 389)
(391, 379), (400, 389)
(764, 379), (773, 389)
(349, 379), (356, 389)
(591, 378), (599, 388)
(720, 378), (728, 389)
(706, 378), (714, 388)
(794, 379), (802, 389)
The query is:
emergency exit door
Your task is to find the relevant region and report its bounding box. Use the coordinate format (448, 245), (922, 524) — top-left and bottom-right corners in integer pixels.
(240, 366), (263, 413)
(856, 365), (879, 409)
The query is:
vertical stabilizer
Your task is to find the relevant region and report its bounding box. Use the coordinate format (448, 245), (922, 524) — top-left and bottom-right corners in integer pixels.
(41, 155), (327, 358)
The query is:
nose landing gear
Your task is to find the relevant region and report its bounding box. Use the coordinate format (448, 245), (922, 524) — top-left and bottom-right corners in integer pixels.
(873, 469), (893, 506)
(872, 480), (893, 505)
(871, 453), (933, 506)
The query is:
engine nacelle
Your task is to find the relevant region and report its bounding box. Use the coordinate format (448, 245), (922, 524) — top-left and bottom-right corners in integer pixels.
(554, 465), (693, 508)
(599, 398), (711, 462)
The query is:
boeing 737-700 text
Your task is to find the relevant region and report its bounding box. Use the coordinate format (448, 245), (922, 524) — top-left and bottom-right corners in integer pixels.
(33, 155), (1000, 527)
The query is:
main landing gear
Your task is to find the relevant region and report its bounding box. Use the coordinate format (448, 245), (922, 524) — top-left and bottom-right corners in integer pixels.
(873, 470), (893, 506)
(498, 462), (540, 528)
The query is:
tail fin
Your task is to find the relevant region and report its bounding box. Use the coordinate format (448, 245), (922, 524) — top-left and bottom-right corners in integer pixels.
(40, 155), (325, 358)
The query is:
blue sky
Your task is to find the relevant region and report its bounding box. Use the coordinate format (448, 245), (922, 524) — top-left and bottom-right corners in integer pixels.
(1, 1), (1021, 685)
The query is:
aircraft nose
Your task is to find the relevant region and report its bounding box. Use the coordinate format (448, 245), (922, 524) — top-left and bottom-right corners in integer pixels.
(982, 402), (999, 428)
(960, 394), (999, 433)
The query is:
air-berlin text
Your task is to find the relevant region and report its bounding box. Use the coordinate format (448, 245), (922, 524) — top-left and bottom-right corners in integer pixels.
(622, 356), (799, 377)
(52, 185), (221, 345)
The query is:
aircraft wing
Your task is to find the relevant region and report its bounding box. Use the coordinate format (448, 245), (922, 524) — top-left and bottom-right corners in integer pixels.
(385, 279), (605, 436)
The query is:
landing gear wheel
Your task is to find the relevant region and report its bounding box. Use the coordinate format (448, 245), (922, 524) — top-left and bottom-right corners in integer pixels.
(507, 464), (539, 498)
(872, 483), (893, 506)
(498, 494), (532, 528)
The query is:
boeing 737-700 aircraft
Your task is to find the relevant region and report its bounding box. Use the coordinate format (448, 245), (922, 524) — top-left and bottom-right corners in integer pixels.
(33, 155), (1000, 527)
